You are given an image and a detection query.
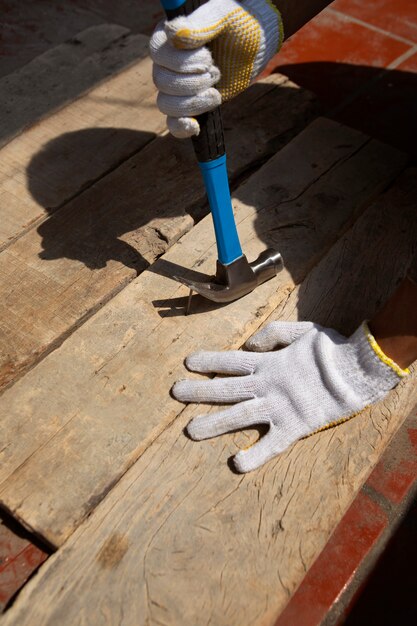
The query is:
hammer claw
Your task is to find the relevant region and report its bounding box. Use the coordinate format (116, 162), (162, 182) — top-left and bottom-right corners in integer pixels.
(172, 249), (284, 307)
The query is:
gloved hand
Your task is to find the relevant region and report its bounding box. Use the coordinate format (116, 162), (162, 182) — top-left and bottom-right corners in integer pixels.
(150, 0), (283, 138)
(172, 321), (409, 472)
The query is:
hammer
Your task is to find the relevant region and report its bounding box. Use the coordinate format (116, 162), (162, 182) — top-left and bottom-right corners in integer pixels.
(160, 0), (284, 313)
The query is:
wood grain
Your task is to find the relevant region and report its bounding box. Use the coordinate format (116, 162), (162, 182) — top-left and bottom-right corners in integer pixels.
(0, 46), (163, 250)
(0, 26), (153, 149)
(0, 119), (406, 546)
(3, 168), (416, 626)
(0, 74), (319, 391)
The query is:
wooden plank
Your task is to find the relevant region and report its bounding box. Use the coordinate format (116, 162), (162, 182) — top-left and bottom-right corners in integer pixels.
(75, 0), (164, 35)
(0, 44), (162, 251)
(0, 25), (152, 149)
(0, 119), (407, 546)
(2, 168), (416, 626)
(0, 74), (319, 391)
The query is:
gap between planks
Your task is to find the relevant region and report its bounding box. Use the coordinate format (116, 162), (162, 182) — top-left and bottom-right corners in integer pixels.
(2, 167), (416, 626)
(0, 117), (407, 548)
(0, 74), (319, 392)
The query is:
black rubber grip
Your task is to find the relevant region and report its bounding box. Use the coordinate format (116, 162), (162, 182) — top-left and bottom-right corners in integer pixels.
(164, 0), (226, 162)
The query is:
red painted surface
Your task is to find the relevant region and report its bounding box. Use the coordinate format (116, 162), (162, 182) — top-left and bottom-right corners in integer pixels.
(274, 493), (388, 626)
(397, 50), (417, 72)
(339, 476), (417, 626)
(280, 10), (409, 67)
(333, 0), (417, 43)
(261, 4), (417, 157)
(0, 521), (48, 611)
(264, 9), (410, 108)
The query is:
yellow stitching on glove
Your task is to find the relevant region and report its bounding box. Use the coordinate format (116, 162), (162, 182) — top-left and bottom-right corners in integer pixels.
(363, 322), (410, 378)
(173, 10), (242, 47)
(239, 406), (366, 451)
(213, 10), (261, 100)
(173, 8), (263, 101)
(305, 407), (369, 438)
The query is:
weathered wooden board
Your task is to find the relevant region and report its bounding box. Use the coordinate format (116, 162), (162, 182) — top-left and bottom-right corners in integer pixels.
(0, 46), (166, 251)
(0, 75), (319, 390)
(75, 0), (164, 35)
(0, 25), (153, 149)
(0, 119), (406, 546)
(3, 168), (416, 626)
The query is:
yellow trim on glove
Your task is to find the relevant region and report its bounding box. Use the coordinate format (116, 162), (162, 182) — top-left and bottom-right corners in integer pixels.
(307, 407), (368, 438)
(363, 322), (410, 378)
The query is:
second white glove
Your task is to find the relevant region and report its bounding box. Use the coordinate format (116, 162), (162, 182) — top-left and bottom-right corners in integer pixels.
(173, 321), (409, 472)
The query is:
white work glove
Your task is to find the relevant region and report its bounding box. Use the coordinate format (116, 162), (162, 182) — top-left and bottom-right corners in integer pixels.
(172, 321), (409, 472)
(150, 0), (284, 138)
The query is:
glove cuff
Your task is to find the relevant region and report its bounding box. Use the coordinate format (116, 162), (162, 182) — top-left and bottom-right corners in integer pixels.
(243, 0), (284, 78)
(347, 321), (409, 403)
(362, 321), (410, 378)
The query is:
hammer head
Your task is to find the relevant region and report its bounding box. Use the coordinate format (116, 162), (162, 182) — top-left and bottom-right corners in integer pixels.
(174, 248), (284, 307)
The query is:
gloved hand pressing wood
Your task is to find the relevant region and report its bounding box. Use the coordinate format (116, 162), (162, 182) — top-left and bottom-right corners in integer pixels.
(172, 321), (409, 473)
(150, 0), (284, 137)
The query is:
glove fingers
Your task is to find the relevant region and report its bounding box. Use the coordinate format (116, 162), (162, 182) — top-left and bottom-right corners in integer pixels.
(157, 88), (221, 118)
(246, 321), (318, 352)
(187, 399), (264, 440)
(153, 64), (220, 96)
(150, 23), (214, 74)
(186, 350), (259, 376)
(172, 375), (255, 404)
(233, 426), (288, 473)
(165, 0), (232, 49)
(167, 116), (200, 138)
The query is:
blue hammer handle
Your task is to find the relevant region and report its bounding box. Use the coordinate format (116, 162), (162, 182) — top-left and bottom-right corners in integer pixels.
(160, 0), (243, 265)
